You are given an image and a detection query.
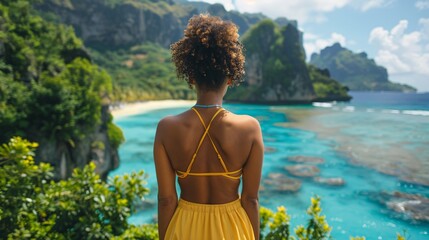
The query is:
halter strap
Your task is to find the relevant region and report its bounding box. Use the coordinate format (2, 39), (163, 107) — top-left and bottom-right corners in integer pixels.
(191, 108), (229, 172)
(176, 107), (241, 180)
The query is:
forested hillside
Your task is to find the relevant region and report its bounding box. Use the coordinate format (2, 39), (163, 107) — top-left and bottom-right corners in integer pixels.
(88, 43), (196, 101)
(0, 0), (123, 178)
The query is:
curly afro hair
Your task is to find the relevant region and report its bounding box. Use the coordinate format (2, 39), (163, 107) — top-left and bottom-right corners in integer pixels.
(171, 14), (245, 90)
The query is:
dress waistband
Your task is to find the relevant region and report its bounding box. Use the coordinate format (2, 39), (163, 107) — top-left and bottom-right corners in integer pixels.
(178, 198), (242, 213)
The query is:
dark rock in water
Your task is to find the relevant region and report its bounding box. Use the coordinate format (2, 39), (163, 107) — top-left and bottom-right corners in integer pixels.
(263, 172), (301, 192)
(268, 173), (284, 180)
(263, 137), (276, 142)
(314, 177), (345, 186)
(139, 199), (156, 211)
(285, 164), (320, 177)
(386, 192), (429, 222)
(366, 191), (429, 223)
(152, 214), (158, 224)
(287, 155), (325, 164)
(264, 146), (277, 153)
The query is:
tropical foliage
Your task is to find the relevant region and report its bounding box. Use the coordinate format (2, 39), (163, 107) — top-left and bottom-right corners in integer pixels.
(308, 65), (351, 101)
(0, 0), (122, 148)
(260, 196), (331, 240)
(0, 137), (152, 239)
(88, 44), (195, 102)
(239, 19), (309, 97)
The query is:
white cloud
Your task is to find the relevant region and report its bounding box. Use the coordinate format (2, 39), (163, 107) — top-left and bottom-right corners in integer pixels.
(420, 18), (429, 40)
(415, 0), (429, 10)
(304, 32), (347, 59)
(361, 0), (394, 11)
(368, 27), (398, 51)
(375, 50), (410, 73)
(369, 19), (429, 91)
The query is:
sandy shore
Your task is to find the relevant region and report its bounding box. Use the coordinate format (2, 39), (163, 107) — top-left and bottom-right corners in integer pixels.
(111, 100), (195, 119)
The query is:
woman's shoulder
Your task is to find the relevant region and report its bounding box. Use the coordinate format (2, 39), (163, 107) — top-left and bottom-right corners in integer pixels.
(224, 111), (261, 132)
(156, 110), (192, 129)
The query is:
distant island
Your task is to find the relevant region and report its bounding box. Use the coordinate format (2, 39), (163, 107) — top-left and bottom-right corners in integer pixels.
(310, 43), (416, 92)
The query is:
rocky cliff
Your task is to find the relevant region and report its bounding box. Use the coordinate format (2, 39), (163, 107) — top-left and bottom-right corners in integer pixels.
(176, 1), (265, 35)
(177, 1), (300, 41)
(226, 19), (316, 103)
(310, 43), (416, 92)
(37, 0), (299, 48)
(36, 105), (120, 180)
(36, 0), (274, 49)
(36, 0), (195, 49)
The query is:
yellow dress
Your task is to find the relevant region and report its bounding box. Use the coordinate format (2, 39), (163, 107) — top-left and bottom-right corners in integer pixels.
(164, 107), (255, 240)
(164, 198), (254, 240)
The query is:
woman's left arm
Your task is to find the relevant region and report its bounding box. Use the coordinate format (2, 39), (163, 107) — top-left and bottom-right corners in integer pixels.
(154, 118), (178, 240)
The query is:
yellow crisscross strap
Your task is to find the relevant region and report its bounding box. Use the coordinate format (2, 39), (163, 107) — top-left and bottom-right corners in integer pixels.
(176, 107), (242, 180)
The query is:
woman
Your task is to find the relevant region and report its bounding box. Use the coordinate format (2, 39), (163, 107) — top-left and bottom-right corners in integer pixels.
(154, 14), (263, 240)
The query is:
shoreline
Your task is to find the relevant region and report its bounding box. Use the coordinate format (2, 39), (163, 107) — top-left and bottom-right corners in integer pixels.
(110, 100), (195, 119)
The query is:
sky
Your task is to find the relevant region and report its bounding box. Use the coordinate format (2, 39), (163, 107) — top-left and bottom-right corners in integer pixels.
(189, 0), (429, 92)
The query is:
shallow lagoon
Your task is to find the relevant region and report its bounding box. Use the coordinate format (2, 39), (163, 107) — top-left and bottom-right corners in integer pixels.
(109, 92), (429, 239)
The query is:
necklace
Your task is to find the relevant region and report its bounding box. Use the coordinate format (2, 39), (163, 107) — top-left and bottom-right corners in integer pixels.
(193, 104), (222, 108)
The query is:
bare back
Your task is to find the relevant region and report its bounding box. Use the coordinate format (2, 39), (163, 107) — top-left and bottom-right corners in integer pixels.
(158, 107), (261, 204)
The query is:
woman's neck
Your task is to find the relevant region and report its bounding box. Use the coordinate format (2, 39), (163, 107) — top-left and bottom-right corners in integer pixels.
(196, 88), (226, 106)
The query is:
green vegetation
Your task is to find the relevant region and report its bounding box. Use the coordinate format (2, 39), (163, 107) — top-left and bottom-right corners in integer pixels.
(308, 65), (351, 101)
(0, 0), (123, 150)
(0, 137), (153, 239)
(107, 114), (125, 149)
(226, 19), (309, 101)
(310, 43), (416, 92)
(260, 196), (407, 240)
(226, 19), (350, 102)
(260, 197), (331, 240)
(242, 19), (308, 96)
(88, 43), (195, 102)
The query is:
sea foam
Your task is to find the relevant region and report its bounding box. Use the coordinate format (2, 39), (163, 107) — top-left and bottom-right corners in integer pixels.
(402, 110), (429, 116)
(381, 109), (401, 114)
(313, 102), (335, 108)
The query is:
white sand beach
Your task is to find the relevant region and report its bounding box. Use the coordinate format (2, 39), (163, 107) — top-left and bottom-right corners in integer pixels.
(111, 100), (196, 119)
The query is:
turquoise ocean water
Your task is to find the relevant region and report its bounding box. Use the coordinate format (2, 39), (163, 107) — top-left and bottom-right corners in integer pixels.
(109, 92), (429, 239)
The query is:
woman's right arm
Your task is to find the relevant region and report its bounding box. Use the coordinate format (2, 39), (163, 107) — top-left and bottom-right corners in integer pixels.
(241, 118), (264, 240)
(154, 118), (178, 240)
